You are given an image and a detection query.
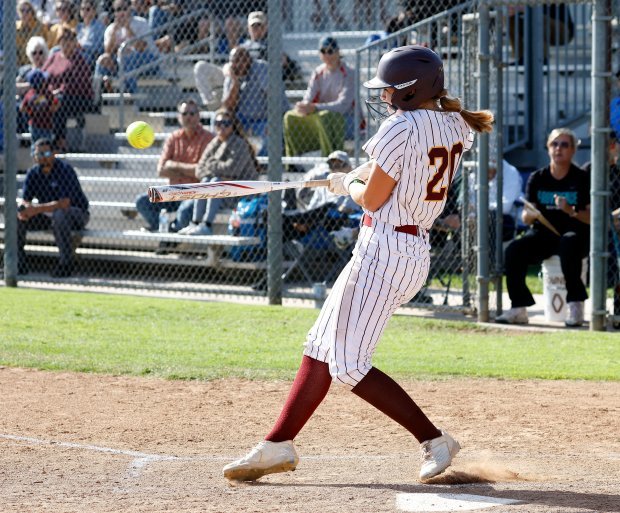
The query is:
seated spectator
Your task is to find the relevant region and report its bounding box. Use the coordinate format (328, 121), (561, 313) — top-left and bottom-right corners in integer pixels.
(131, 0), (172, 53)
(611, 69), (620, 141)
(496, 128), (590, 327)
(221, 46), (289, 157)
(16, 36), (50, 96)
(179, 108), (259, 236)
(20, 70), (60, 151)
(240, 11), (301, 83)
(386, 0), (460, 47)
(48, 0), (79, 49)
(148, 0), (185, 52)
(16, 1), (50, 67)
(76, 0), (105, 68)
(95, 0), (160, 94)
(283, 36), (355, 157)
(42, 27), (95, 151)
(31, 0), (59, 26)
(134, 99), (214, 233)
(468, 157), (523, 242)
(17, 138), (90, 277)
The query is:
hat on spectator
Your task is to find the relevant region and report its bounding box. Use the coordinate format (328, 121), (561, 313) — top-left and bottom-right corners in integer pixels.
(248, 11), (267, 26)
(26, 69), (49, 87)
(319, 36), (339, 52)
(327, 150), (350, 166)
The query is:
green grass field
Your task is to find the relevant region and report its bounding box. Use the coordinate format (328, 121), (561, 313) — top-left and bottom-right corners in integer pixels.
(1, 288), (618, 381)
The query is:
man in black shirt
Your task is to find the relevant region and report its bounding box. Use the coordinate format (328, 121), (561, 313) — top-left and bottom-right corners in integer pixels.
(17, 138), (90, 277)
(496, 128), (590, 327)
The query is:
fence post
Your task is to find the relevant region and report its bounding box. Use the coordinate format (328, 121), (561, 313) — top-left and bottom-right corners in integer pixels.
(267, 0), (284, 305)
(2, 0), (18, 287)
(590, 0), (612, 330)
(477, 3), (491, 322)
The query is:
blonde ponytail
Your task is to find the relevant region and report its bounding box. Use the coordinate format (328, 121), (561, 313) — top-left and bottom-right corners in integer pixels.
(436, 90), (494, 133)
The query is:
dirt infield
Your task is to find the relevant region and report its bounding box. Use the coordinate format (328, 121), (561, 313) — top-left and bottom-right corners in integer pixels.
(1, 367), (618, 513)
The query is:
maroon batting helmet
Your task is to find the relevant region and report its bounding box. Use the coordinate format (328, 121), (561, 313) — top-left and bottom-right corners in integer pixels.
(364, 45), (444, 118)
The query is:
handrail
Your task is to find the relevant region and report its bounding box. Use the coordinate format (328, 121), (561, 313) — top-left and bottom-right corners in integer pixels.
(116, 8), (213, 128)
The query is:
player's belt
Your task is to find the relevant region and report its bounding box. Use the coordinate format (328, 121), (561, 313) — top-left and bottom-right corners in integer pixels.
(362, 214), (419, 236)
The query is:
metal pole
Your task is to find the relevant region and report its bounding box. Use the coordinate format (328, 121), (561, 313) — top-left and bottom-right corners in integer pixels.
(494, 7), (505, 314)
(590, 0), (612, 330)
(267, 0), (283, 305)
(3, 0), (18, 287)
(477, 4), (491, 322)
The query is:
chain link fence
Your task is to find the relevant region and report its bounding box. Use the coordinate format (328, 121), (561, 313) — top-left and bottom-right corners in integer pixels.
(1, 1), (618, 321)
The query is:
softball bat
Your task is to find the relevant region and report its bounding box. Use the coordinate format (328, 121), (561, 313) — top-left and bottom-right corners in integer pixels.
(148, 179), (331, 203)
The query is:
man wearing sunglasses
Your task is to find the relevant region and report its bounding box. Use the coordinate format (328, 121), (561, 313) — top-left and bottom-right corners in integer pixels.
(134, 99), (214, 234)
(17, 138), (90, 277)
(283, 36), (356, 157)
(497, 128), (590, 327)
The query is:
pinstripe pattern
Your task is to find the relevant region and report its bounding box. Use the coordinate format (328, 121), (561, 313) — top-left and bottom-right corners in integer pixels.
(304, 109), (475, 388)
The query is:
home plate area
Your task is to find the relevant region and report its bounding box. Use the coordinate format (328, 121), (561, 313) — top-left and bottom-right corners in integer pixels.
(396, 493), (520, 512)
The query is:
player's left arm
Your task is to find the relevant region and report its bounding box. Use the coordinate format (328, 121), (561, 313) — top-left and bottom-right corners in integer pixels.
(348, 161), (396, 212)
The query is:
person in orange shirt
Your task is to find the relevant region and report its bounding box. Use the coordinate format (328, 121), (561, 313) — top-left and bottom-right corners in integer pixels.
(134, 99), (214, 232)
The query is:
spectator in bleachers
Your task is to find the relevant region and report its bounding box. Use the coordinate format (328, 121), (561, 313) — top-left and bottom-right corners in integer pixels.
(178, 108), (259, 236)
(42, 27), (95, 152)
(16, 1), (50, 67)
(240, 11), (301, 83)
(134, 99), (214, 233)
(30, 0), (59, 26)
(611, 69), (620, 141)
(48, 0), (79, 49)
(222, 46), (289, 157)
(16, 36), (50, 95)
(283, 36), (355, 157)
(95, 0), (160, 94)
(467, 157), (523, 242)
(17, 138), (90, 277)
(76, 0), (105, 68)
(20, 69), (60, 151)
(496, 128), (590, 327)
(353, 0), (387, 30)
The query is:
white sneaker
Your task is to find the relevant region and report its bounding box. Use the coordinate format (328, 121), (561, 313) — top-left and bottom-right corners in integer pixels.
(187, 223), (213, 236)
(495, 307), (529, 325)
(223, 440), (299, 481)
(419, 429), (461, 480)
(565, 301), (585, 327)
(177, 222), (199, 235)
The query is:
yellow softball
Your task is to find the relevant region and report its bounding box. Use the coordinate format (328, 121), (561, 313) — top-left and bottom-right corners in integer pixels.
(126, 121), (155, 149)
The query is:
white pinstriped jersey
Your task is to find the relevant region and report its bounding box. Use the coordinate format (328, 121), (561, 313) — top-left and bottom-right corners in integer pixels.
(362, 109), (474, 230)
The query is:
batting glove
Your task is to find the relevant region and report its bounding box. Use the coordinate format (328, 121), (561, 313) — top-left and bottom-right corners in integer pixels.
(328, 172), (348, 196)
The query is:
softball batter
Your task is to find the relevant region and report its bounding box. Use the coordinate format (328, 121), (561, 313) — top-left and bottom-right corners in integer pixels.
(224, 45), (494, 482)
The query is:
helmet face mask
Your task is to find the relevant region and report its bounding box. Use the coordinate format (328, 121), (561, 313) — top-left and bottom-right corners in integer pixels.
(364, 45), (444, 120)
(365, 94), (395, 122)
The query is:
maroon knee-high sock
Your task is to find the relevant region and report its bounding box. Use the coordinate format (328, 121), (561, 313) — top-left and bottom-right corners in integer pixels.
(265, 356), (332, 442)
(351, 367), (441, 443)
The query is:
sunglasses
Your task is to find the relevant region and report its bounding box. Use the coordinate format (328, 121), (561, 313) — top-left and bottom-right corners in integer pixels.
(214, 119), (233, 127)
(320, 48), (336, 55)
(35, 150), (53, 158)
(19, 7), (33, 13)
(180, 111), (198, 116)
(32, 49), (45, 55)
(328, 160), (346, 169)
(114, 6), (128, 12)
(550, 141), (571, 149)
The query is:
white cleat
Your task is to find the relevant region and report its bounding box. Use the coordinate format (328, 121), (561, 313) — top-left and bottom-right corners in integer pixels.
(495, 307), (529, 325)
(419, 429), (461, 480)
(223, 440), (299, 481)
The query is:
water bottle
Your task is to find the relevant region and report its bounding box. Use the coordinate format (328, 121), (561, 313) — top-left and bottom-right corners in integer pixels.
(158, 209), (169, 233)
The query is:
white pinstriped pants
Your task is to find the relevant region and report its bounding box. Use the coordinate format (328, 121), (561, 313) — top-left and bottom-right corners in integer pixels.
(303, 218), (431, 388)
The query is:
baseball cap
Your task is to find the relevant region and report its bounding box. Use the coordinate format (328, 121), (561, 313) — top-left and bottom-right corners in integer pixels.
(26, 69), (48, 87)
(327, 150), (350, 166)
(248, 11), (266, 26)
(318, 36), (339, 52)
